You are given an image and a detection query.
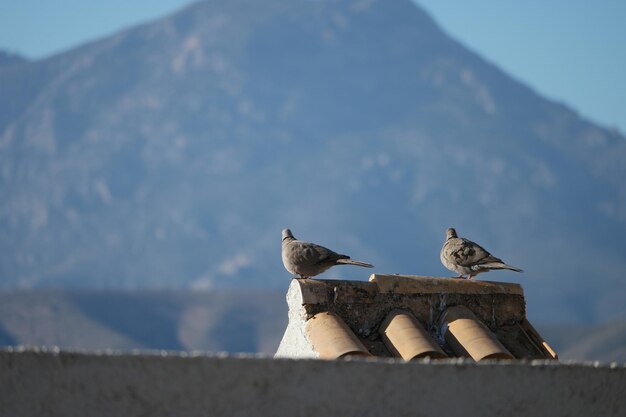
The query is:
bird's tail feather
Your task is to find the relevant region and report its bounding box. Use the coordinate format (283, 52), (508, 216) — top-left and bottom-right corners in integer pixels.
(482, 262), (523, 273)
(336, 259), (374, 268)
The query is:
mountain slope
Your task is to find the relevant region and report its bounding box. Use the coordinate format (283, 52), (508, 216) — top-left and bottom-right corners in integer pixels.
(538, 321), (626, 363)
(0, 51), (28, 69)
(0, 290), (286, 353)
(1, 0), (625, 322)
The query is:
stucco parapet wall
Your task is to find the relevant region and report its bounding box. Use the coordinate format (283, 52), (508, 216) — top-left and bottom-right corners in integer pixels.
(1, 348), (625, 417)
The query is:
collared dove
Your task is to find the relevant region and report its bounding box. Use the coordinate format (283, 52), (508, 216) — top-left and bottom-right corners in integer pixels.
(281, 228), (373, 279)
(440, 227), (522, 279)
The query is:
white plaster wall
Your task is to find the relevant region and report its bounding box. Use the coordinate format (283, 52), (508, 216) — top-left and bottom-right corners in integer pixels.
(1, 348), (625, 417)
(274, 282), (318, 359)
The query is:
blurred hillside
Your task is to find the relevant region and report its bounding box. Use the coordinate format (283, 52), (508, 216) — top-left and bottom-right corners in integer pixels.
(1, 0), (625, 323)
(538, 321), (626, 363)
(0, 290), (286, 354)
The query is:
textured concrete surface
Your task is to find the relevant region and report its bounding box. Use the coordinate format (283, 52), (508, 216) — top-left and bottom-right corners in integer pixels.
(275, 280), (318, 359)
(276, 277), (551, 359)
(1, 347), (625, 417)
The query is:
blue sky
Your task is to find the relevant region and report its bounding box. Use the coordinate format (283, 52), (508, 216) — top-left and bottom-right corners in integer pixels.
(0, 0), (624, 132)
(417, 0), (626, 134)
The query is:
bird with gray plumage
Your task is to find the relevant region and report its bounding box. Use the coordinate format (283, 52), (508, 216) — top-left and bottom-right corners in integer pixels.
(281, 228), (374, 279)
(440, 227), (522, 279)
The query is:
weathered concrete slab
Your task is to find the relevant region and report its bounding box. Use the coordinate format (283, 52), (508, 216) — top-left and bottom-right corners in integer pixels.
(1, 348), (624, 417)
(370, 274), (524, 295)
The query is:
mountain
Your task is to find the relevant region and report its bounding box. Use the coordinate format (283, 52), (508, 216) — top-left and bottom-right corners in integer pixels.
(1, 0), (625, 323)
(0, 290), (286, 354)
(0, 51), (29, 69)
(537, 321), (626, 363)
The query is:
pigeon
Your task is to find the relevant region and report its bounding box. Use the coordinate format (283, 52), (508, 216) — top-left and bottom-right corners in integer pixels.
(440, 227), (522, 279)
(281, 228), (374, 279)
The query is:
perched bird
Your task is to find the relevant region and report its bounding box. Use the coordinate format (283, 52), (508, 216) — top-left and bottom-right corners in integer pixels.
(440, 227), (522, 279)
(281, 228), (374, 279)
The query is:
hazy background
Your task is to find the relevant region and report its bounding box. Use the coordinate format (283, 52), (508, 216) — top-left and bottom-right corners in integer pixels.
(1, 0), (625, 361)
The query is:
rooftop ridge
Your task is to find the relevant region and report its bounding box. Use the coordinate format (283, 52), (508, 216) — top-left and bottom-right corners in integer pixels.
(370, 274), (524, 295)
(276, 274), (556, 361)
(291, 274), (524, 306)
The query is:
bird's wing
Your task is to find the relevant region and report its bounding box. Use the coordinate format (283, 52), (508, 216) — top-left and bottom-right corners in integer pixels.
(293, 241), (341, 265)
(310, 243), (344, 265)
(446, 238), (493, 267)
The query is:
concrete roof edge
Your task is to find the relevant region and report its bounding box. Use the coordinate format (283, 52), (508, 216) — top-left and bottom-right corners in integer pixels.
(2, 348), (625, 369)
(370, 274), (524, 296)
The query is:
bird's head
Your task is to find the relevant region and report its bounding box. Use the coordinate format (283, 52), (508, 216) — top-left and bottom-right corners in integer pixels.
(446, 228), (458, 240)
(282, 228), (295, 241)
